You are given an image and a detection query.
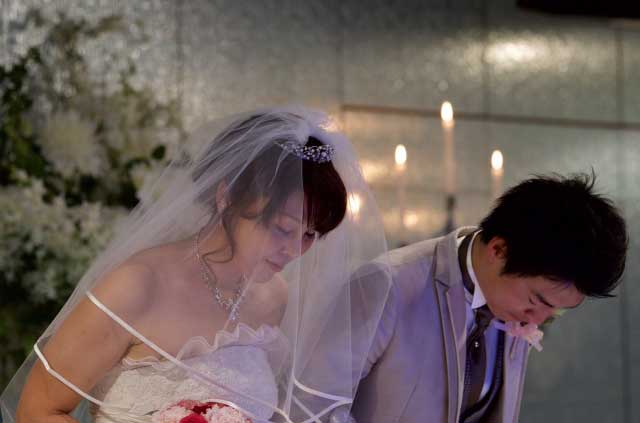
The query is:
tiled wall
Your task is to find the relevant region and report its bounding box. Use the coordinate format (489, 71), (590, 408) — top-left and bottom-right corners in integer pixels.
(3, 1), (638, 421)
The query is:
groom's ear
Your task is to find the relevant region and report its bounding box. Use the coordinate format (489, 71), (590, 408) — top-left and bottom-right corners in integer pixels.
(487, 236), (508, 263)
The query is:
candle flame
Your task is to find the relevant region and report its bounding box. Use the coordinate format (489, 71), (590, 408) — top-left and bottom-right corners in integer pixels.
(441, 101), (454, 123)
(395, 144), (407, 167)
(491, 150), (504, 172)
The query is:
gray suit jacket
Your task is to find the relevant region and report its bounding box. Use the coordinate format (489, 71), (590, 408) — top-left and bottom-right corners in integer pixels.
(351, 228), (530, 423)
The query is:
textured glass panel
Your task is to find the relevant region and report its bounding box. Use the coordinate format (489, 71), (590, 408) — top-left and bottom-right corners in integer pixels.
(521, 296), (623, 405)
(453, 191), (492, 227)
(623, 30), (640, 124)
(613, 132), (636, 423)
(344, 110), (495, 243)
(344, 111), (444, 191)
(342, 0), (485, 113)
(620, 130), (640, 199)
(349, 182), (492, 247)
(521, 401), (624, 423)
(486, 122), (620, 195)
(487, 0), (617, 121)
(374, 188), (446, 247)
(523, 282), (627, 419)
(344, 111), (447, 245)
(344, 111), (494, 194)
(619, 196), (640, 423)
(448, 120), (494, 194)
(180, 0), (340, 131)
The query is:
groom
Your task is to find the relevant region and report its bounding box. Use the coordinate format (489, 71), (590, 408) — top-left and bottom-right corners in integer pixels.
(349, 173), (627, 423)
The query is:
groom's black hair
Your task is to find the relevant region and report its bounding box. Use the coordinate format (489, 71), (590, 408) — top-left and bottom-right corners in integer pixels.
(479, 172), (628, 298)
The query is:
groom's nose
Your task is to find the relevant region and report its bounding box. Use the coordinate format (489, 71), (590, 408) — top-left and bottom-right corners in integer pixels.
(524, 307), (553, 325)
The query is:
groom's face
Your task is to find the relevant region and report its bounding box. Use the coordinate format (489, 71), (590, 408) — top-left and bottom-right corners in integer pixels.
(486, 273), (585, 325)
(482, 238), (585, 325)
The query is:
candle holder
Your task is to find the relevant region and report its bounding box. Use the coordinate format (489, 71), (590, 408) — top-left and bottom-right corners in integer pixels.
(443, 193), (456, 235)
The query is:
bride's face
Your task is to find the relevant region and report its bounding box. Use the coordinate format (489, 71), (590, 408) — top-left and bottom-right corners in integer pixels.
(232, 191), (317, 283)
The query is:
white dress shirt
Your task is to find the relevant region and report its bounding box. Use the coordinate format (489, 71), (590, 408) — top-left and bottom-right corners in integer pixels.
(457, 231), (499, 400)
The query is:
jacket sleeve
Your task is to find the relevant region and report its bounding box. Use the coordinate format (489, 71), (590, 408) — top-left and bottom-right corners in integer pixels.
(350, 262), (398, 382)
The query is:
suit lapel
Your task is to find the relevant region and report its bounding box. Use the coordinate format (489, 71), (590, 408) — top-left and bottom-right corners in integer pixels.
(433, 227), (477, 422)
(433, 227), (530, 423)
(495, 335), (530, 423)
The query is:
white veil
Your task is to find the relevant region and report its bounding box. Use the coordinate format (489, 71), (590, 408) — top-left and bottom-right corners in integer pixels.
(1, 106), (391, 423)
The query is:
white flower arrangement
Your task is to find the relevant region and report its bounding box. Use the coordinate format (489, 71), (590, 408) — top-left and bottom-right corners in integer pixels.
(40, 111), (106, 177)
(0, 176), (126, 302)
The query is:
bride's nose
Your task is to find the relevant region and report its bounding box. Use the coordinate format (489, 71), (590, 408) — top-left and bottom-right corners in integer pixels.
(279, 238), (303, 261)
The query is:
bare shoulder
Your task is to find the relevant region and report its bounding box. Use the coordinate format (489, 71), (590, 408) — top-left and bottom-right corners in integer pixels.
(90, 254), (161, 322)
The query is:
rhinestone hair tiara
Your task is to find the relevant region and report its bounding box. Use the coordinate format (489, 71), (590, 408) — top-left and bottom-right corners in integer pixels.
(277, 140), (335, 163)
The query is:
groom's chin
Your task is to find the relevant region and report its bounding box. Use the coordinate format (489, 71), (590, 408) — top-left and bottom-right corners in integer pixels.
(502, 311), (524, 323)
(491, 308), (513, 322)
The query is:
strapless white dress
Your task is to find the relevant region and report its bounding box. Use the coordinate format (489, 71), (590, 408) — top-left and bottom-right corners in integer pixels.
(89, 323), (289, 423)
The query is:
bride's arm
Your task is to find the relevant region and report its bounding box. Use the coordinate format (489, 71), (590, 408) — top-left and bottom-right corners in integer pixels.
(16, 263), (157, 423)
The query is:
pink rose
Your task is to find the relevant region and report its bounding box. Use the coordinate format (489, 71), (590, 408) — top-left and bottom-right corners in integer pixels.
(177, 400), (201, 410)
(151, 405), (191, 423)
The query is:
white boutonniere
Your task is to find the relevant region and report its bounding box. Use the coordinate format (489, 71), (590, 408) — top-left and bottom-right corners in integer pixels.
(493, 321), (544, 352)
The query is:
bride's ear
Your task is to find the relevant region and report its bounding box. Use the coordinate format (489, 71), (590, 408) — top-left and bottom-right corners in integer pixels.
(215, 181), (229, 212)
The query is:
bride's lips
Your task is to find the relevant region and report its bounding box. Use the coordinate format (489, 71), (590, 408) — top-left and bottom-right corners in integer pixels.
(265, 259), (284, 272)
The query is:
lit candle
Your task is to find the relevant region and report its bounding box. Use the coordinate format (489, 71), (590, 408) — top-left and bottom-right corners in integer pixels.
(395, 144), (408, 237)
(491, 150), (504, 200)
(395, 144), (407, 172)
(441, 101), (455, 196)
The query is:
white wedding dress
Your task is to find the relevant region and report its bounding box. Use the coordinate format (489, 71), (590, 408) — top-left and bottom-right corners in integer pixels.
(81, 294), (289, 423)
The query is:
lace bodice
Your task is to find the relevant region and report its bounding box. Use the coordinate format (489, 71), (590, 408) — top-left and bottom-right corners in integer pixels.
(90, 324), (288, 423)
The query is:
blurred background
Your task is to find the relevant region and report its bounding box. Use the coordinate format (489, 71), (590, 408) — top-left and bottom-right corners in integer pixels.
(1, 1), (639, 422)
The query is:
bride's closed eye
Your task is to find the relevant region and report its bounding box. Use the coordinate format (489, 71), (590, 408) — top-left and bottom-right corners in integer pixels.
(275, 225), (294, 236)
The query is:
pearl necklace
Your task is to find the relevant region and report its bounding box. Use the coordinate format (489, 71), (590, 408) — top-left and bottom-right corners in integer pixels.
(194, 231), (245, 321)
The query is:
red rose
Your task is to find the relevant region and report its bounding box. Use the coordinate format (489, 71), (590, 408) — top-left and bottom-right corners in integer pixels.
(192, 401), (220, 414)
(179, 413), (208, 423)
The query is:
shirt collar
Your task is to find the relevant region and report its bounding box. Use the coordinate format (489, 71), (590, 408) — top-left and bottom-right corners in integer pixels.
(466, 231), (487, 310)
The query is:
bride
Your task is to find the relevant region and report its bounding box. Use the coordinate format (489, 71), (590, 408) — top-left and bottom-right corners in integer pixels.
(1, 107), (391, 423)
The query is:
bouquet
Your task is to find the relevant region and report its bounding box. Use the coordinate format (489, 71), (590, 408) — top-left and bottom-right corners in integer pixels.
(151, 400), (251, 423)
